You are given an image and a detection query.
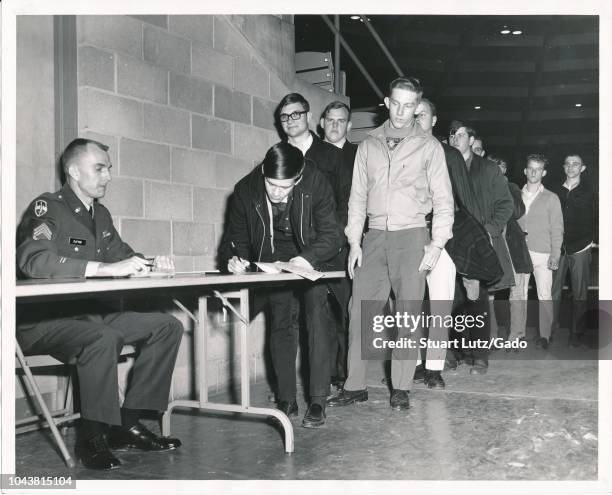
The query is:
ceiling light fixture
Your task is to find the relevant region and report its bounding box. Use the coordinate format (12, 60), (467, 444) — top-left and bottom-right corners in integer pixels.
(575, 103), (582, 107)
(500, 28), (511, 35)
(474, 105), (481, 110)
(350, 15), (360, 20)
(512, 30), (523, 35)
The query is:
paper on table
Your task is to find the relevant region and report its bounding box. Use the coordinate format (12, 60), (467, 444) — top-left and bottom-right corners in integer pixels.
(254, 261), (324, 281)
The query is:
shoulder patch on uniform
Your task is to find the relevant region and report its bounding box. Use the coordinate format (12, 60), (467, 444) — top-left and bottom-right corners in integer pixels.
(34, 199), (48, 217)
(32, 223), (52, 241)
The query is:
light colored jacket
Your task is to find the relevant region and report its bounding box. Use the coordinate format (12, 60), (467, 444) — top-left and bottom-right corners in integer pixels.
(345, 120), (454, 248)
(518, 186), (564, 257)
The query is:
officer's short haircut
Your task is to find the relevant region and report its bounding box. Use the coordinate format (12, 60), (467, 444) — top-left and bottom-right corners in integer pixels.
(262, 142), (304, 180)
(278, 93), (310, 113)
(449, 120), (477, 138)
(388, 77), (423, 98)
(526, 153), (549, 169)
(419, 97), (437, 117)
(322, 100), (351, 120)
(61, 138), (109, 173)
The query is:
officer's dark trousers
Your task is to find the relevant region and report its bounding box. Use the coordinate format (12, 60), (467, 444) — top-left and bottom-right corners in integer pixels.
(266, 282), (335, 404)
(327, 277), (351, 380)
(20, 312), (183, 426)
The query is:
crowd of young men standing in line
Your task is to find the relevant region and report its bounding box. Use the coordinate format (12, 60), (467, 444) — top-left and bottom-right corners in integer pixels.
(16, 76), (596, 472)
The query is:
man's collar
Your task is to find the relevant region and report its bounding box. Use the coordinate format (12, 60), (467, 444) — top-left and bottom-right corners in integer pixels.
(325, 137), (346, 149)
(62, 183), (93, 213)
(289, 132), (313, 155)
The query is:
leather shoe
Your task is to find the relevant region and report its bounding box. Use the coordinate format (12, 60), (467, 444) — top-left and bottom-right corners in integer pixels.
(75, 433), (121, 470)
(277, 399), (298, 417)
(535, 337), (549, 350)
(390, 389), (410, 410)
(469, 358), (489, 375)
(425, 370), (445, 389)
(327, 388), (368, 407)
(444, 358), (458, 371)
(302, 403), (326, 428)
(413, 364), (426, 383)
(108, 423), (181, 452)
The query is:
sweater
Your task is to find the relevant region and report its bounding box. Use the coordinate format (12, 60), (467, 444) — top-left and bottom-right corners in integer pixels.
(518, 186), (564, 257)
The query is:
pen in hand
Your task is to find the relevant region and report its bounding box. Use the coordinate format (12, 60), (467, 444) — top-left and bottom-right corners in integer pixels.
(230, 242), (252, 272)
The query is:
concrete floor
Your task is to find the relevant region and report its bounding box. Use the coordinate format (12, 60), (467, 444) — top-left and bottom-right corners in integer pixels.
(15, 325), (598, 481)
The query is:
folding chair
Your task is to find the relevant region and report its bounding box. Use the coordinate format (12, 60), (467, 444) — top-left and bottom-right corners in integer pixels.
(15, 343), (136, 468)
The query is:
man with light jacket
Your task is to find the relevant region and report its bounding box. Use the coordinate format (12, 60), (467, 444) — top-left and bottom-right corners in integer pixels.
(328, 77), (454, 411)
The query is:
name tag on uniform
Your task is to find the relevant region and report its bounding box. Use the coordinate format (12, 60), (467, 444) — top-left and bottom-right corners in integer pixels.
(69, 237), (86, 246)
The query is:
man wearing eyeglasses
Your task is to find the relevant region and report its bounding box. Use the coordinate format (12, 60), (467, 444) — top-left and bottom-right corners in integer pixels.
(551, 154), (597, 346)
(328, 77), (454, 411)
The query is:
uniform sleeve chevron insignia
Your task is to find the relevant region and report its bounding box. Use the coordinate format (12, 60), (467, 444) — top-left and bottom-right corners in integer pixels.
(32, 223), (52, 241)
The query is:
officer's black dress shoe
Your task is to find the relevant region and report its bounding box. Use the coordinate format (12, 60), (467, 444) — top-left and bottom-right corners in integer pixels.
(75, 433), (121, 470)
(535, 337), (549, 349)
(413, 364), (426, 383)
(327, 388), (368, 407)
(425, 370), (445, 389)
(469, 358), (489, 375)
(108, 423), (182, 452)
(277, 399), (299, 417)
(390, 389), (410, 410)
(302, 404), (326, 428)
(444, 358), (458, 371)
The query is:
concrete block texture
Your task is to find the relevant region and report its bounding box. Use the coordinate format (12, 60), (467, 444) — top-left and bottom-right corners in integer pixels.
(233, 124), (270, 163)
(143, 103), (190, 147)
(171, 147), (216, 188)
(144, 26), (191, 74)
(117, 54), (168, 104)
(169, 72), (213, 115)
(130, 15), (168, 28)
(168, 15), (214, 48)
(79, 87), (143, 139)
(214, 154), (254, 189)
(252, 97), (278, 131)
(270, 73), (290, 102)
(78, 16), (143, 59)
(213, 16), (247, 58)
(101, 177), (143, 218)
(79, 131), (118, 171)
(192, 115), (231, 154)
(193, 187), (231, 225)
(234, 56), (269, 99)
(78, 46), (115, 91)
(214, 86), (251, 125)
(144, 181), (192, 221)
(120, 138), (171, 181)
(191, 45), (234, 88)
(173, 221), (215, 256)
(120, 218), (171, 255)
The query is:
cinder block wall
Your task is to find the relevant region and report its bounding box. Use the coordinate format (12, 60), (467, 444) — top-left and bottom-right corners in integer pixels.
(75, 14), (348, 398)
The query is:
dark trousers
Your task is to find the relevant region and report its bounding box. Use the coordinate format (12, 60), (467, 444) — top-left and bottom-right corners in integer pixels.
(552, 247), (591, 334)
(266, 282), (335, 403)
(327, 277), (351, 381)
(451, 278), (491, 360)
(20, 312), (183, 426)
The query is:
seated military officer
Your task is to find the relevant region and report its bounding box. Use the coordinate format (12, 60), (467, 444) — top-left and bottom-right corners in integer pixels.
(16, 138), (184, 470)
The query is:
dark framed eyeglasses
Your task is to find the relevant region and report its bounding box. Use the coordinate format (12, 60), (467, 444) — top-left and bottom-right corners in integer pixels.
(279, 111), (307, 123)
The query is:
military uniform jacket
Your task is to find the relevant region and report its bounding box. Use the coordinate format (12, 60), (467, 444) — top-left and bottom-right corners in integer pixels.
(17, 183), (137, 279)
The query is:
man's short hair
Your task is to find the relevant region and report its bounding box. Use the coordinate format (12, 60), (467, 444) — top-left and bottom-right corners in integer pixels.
(61, 138), (109, 174)
(262, 142), (304, 180)
(419, 97), (437, 117)
(564, 153), (584, 165)
(278, 93), (310, 113)
(388, 77), (423, 98)
(526, 153), (549, 169)
(322, 100), (351, 120)
(449, 119), (476, 138)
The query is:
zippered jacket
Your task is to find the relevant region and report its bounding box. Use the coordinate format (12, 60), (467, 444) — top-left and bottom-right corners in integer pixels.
(220, 160), (344, 270)
(345, 120), (454, 248)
